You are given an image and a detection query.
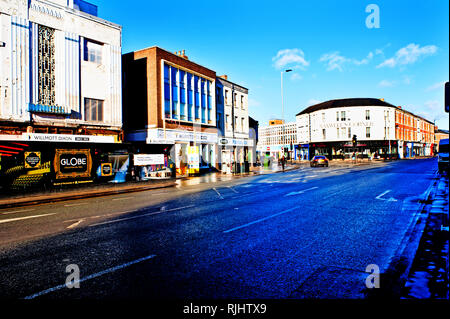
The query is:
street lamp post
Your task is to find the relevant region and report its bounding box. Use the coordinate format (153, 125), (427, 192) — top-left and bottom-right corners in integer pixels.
(281, 69), (292, 162)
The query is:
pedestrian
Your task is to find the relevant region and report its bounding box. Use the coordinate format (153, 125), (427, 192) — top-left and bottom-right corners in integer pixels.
(281, 156), (285, 172)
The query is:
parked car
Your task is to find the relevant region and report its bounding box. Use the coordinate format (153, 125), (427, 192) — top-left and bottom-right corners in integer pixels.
(310, 155), (329, 167)
(438, 138), (449, 173)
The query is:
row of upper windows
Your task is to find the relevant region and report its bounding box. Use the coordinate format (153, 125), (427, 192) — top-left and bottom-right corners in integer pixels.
(163, 63), (213, 124)
(217, 87), (246, 109)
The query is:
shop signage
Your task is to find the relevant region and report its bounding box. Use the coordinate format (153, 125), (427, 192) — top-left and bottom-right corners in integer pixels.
(218, 138), (254, 146)
(319, 121), (374, 129)
(26, 133), (116, 144)
(24, 152), (41, 169)
(133, 154), (165, 166)
(147, 129), (217, 144)
(101, 163), (113, 176)
(54, 149), (92, 179)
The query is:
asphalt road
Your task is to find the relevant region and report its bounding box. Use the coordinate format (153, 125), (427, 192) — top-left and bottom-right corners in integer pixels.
(0, 158), (439, 299)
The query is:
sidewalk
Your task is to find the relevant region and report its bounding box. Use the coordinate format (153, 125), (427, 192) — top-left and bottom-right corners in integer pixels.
(402, 173), (449, 299)
(0, 179), (176, 209)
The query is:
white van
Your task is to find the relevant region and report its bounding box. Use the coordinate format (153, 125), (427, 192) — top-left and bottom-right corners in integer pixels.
(438, 138), (449, 173)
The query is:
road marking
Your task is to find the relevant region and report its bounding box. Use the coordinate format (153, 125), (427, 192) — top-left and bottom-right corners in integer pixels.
(66, 219), (85, 229)
(284, 186), (319, 197)
(23, 254), (157, 300)
(212, 187), (224, 199)
(64, 203), (87, 207)
(89, 205), (195, 227)
(223, 207), (298, 233)
(0, 213), (56, 224)
(375, 190), (398, 202)
(1, 208), (35, 215)
(227, 186), (238, 193)
(112, 196), (134, 201)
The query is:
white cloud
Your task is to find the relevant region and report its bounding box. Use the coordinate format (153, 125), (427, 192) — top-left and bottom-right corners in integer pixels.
(319, 52), (348, 71)
(376, 43), (438, 68)
(290, 73), (303, 81)
(426, 81), (446, 92)
(320, 51), (374, 71)
(272, 49), (309, 70)
(378, 80), (395, 87)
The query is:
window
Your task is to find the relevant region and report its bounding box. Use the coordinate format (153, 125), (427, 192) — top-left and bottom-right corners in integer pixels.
(348, 127), (351, 138)
(226, 114), (230, 130)
(187, 73), (193, 121)
(341, 127), (346, 138)
(234, 93), (237, 107)
(322, 113), (325, 122)
(337, 128), (340, 138)
(341, 111), (346, 121)
(194, 76), (200, 120)
(164, 64), (170, 117)
(225, 89), (229, 105)
(171, 67), (178, 119)
(241, 95), (244, 109)
(207, 81), (212, 123)
(365, 110), (370, 120)
(84, 98), (103, 122)
(241, 117), (245, 132)
(201, 79), (206, 124)
(322, 129), (326, 140)
(180, 70), (186, 120)
(336, 111), (340, 121)
(38, 25), (56, 106)
(366, 127), (371, 138)
(84, 39), (102, 64)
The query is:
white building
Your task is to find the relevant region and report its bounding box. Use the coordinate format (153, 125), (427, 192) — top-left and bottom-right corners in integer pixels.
(0, 0), (123, 189)
(216, 75), (253, 173)
(0, 0), (122, 137)
(257, 121), (297, 160)
(296, 98), (397, 160)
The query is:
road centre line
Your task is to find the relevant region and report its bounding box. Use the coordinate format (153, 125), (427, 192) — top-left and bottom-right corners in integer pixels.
(23, 254), (157, 300)
(223, 207), (299, 234)
(112, 196), (135, 201)
(1, 208), (35, 215)
(64, 203), (87, 207)
(0, 213), (56, 224)
(89, 205), (195, 227)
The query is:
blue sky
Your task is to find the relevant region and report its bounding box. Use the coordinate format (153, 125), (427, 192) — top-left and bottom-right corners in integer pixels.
(94, 0), (449, 129)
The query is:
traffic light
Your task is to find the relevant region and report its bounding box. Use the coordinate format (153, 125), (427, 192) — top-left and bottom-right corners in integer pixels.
(352, 135), (357, 147)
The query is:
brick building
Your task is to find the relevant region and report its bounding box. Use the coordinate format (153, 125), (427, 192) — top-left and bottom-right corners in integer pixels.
(122, 47), (219, 177)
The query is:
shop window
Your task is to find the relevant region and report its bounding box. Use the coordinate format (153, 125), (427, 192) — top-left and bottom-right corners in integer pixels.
(84, 98), (103, 122)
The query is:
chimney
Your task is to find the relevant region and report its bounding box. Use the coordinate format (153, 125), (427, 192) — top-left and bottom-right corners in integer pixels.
(181, 50), (188, 59)
(380, 98), (385, 101)
(219, 75), (228, 80)
(398, 106), (402, 109)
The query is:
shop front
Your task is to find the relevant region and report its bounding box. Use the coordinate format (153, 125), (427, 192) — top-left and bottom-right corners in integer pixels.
(145, 128), (218, 177)
(218, 137), (254, 174)
(0, 133), (126, 192)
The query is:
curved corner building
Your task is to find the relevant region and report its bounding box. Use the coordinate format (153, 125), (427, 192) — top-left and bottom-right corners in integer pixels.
(295, 98), (435, 161)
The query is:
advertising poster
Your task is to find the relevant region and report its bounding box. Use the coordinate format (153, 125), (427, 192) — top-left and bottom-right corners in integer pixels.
(24, 152), (41, 169)
(187, 146), (200, 175)
(54, 149), (92, 180)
